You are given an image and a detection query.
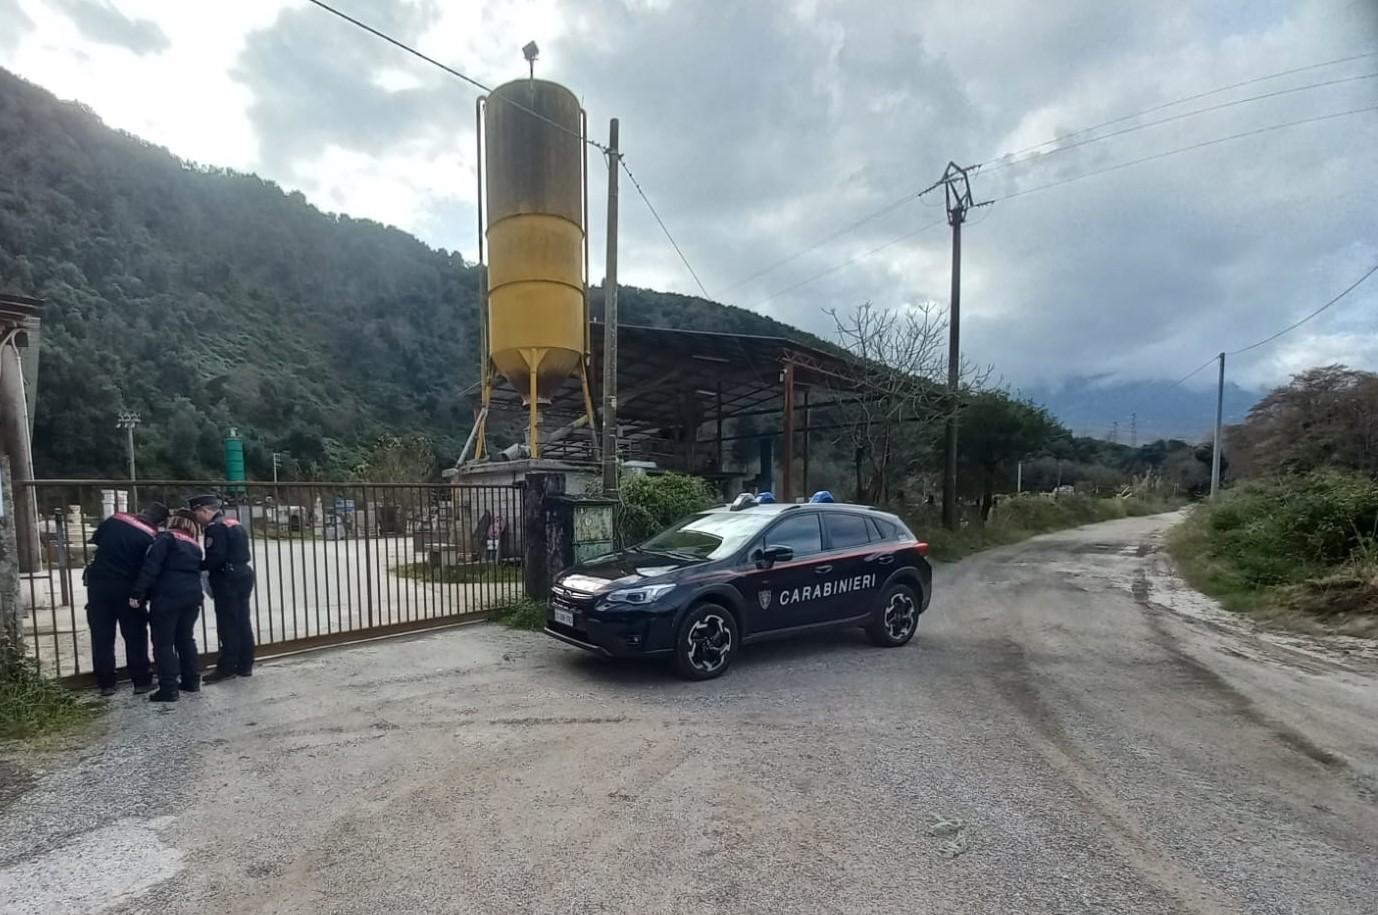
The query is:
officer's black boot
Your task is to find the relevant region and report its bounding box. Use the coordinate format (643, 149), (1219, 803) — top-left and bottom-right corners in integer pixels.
(148, 689), (178, 702)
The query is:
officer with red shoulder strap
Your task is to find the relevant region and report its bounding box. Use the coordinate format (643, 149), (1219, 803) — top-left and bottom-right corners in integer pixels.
(84, 502), (168, 696)
(189, 494), (256, 681)
(130, 510), (206, 702)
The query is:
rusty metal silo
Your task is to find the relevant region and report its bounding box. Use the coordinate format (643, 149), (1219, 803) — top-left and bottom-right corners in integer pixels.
(474, 78), (595, 460)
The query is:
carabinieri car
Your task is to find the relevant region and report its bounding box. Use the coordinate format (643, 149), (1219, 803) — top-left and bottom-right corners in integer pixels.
(544, 495), (932, 679)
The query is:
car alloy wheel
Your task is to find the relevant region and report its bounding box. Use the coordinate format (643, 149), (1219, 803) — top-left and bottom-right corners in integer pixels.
(883, 590), (917, 641)
(685, 611), (733, 675)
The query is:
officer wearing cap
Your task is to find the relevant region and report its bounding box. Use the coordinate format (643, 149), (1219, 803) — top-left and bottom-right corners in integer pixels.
(189, 494), (255, 680)
(84, 502), (168, 696)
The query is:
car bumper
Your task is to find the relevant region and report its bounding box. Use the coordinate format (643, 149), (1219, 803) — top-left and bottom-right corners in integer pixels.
(544, 608), (677, 659)
(543, 626), (614, 657)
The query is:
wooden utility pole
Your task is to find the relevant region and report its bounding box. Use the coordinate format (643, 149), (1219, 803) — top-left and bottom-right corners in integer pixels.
(940, 162), (973, 531)
(1211, 352), (1225, 498)
(781, 362), (796, 502)
(600, 119), (621, 494)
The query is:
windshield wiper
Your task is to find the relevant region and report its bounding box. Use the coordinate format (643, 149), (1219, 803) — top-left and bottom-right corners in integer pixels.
(642, 547), (704, 561)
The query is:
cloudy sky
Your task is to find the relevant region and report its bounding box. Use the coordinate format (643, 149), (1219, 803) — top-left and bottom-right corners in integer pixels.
(3, 0), (1376, 393)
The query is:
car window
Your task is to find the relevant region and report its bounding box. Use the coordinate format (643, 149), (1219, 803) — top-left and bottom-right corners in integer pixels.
(825, 513), (871, 549)
(640, 511), (776, 560)
(764, 513), (823, 557)
(867, 517), (891, 542)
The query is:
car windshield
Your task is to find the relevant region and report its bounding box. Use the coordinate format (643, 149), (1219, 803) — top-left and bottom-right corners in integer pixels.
(638, 511), (774, 560)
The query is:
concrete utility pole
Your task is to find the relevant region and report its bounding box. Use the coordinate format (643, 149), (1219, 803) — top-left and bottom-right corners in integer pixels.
(600, 118), (621, 495)
(117, 410), (140, 503)
(941, 162), (980, 531)
(272, 452), (283, 484)
(1211, 352), (1225, 499)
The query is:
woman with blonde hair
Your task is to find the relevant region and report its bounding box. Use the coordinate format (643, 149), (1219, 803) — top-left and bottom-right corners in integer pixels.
(130, 509), (206, 702)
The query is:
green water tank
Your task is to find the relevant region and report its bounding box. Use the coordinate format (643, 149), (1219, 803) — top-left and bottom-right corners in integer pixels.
(225, 428), (246, 492)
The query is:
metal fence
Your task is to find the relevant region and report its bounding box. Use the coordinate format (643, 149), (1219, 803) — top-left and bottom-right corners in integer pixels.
(17, 480), (526, 683)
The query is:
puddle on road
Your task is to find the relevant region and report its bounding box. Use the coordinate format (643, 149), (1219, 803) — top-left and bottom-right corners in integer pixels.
(0, 816), (183, 914)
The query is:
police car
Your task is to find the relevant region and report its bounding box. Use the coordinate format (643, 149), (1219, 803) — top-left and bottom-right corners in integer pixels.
(544, 493), (932, 679)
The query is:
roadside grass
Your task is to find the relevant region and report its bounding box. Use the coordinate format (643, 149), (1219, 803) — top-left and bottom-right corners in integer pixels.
(493, 597), (546, 631)
(0, 645), (101, 741)
(908, 493), (1182, 562)
(1166, 472), (1378, 638)
(395, 561), (521, 584)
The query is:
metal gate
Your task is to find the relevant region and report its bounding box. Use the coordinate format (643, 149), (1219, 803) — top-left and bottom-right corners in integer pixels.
(17, 480), (525, 683)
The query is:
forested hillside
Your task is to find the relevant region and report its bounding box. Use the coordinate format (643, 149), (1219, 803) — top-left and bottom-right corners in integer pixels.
(0, 68), (809, 480)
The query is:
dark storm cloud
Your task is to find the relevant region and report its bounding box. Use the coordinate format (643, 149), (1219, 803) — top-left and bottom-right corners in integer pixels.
(50, 0), (169, 55)
(227, 0), (1377, 388)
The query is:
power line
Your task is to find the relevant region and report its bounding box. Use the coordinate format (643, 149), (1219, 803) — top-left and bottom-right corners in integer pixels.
(719, 178), (945, 295)
(1174, 355), (1220, 386)
(986, 49), (1378, 165)
(1172, 261), (1377, 385)
(993, 103), (1378, 205)
(753, 217), (948, 309)
(722, 51), (1378, 296)
(619, 157), (711, 299)
(983, 72), (1378, 175)
(304, 0), (607, 152)
(755, 105), (1378, 312)
(1228, 261), (1378, 356)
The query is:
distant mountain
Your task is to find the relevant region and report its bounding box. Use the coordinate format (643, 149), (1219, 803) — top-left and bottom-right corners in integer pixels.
(1020, 376), (1264, 443)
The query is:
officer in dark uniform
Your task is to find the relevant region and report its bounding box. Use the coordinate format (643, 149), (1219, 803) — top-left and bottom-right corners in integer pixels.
(85, 502), (168, 696)
(131, 510), (206, 702)
(189, 494), (255, 681)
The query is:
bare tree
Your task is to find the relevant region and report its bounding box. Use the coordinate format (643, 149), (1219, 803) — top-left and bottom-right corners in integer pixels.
(1227, 365), (1378, 478)
(824, 302), (990, 503)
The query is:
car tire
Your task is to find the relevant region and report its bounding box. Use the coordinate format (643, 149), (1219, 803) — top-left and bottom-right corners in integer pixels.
(673, 603), (738, 680)
(866, 582), (920, 647)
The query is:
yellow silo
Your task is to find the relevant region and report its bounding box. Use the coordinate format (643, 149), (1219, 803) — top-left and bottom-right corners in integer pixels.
(475, 78), (596, 460)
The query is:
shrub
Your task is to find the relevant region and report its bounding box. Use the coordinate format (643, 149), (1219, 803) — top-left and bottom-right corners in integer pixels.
(494, 597), (546, 631)
(616, 472), (717, 547)
(1193, 472), (1378, 588)
(0, 636), (99, 740)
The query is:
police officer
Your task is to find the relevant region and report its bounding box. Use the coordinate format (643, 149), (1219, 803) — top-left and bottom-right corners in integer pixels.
(85, 502), (168, 696)
(130, 510), (205, 702)
(189, 494), (255, 681)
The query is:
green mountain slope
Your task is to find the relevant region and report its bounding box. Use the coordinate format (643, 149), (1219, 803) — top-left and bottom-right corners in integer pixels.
(0, 68), (810, 480)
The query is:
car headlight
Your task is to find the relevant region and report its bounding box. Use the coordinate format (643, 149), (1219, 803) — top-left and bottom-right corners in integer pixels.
(604, 583), (677, 605)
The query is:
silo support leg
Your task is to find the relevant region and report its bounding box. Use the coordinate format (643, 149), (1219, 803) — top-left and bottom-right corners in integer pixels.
(579, 364), (601, 461)
(527, 348), (545, 459)
(475, 365), (494, 461)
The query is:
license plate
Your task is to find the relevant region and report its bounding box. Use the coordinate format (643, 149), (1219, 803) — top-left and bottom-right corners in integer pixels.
(554, 608), (574, 627)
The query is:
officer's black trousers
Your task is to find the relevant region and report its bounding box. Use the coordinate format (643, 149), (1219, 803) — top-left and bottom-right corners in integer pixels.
(150, 597), (201, 695)
(211, 568), (255, 675)
(86, 588), (152, 689)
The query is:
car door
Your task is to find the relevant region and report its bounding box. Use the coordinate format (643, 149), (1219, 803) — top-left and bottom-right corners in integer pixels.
(738, 512), (825, 633)
(820, 512), (880, 622)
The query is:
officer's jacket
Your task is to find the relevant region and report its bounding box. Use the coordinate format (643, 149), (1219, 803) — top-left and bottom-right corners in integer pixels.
(203, 513), (251, 577)
(132, 531), (205, 605)
(86, 513), (157, 591)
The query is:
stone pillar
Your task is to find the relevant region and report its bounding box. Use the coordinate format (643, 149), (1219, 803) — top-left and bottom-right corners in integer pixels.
(0, 342), (38, 572)
(0, 456), (22, 656)
(522, 472), (565, 600)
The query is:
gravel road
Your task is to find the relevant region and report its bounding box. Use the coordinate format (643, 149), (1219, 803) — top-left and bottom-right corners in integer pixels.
(2, 512), (1375, 914)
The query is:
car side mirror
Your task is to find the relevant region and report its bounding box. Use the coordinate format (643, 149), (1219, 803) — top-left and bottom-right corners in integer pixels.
(755, 544), (793, 568)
